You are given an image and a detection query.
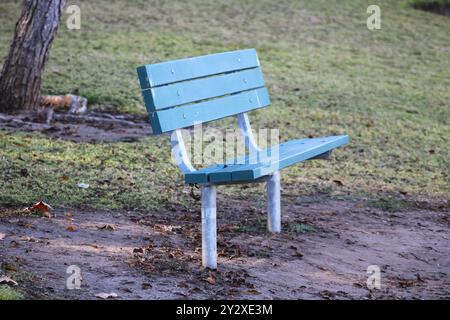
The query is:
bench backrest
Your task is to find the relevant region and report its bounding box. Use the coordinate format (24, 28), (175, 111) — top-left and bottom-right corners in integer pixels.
(137, 49), (271, 134)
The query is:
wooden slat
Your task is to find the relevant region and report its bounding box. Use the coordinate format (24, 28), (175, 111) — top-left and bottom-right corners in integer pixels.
(137, 49), (259, 89)
(184, 135), (349, 184)
(150, 87), (271, 134)
(142, 68), (265, 111)
(184, 164), (226, 184)
(230, 135), (350, 182)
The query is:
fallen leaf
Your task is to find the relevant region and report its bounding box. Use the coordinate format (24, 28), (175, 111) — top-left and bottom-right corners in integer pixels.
(206, 276), (216, 285)
(97, 224), (116, 231)
(142, 283), (152, 290)
(95, 292), (118, 299)
(60, 175), (70, 181)
(20, 236), (36, 242)
(42, 211), (52, 219)
(0, 276), (18, 287)
(332, 180), (344, 186)
(244, 289), (261, 295)
(67, 225), (77, 232)
(24, 201), (52, 217)
(0, 233), (5, 241)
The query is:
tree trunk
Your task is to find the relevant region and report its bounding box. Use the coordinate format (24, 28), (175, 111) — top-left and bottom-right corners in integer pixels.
(0, 0), (66, 113)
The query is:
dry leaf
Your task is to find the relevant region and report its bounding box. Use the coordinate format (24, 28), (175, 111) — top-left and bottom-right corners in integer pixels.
(42, 211), (52, 219)
(27, 201), (52, 213)
(142, 283), (152, 290)
(67, 225), (77, 232)
(20, 236), (36, 242)
(0, 276), (18, 287)
(244, 289), (261, 295)
(332, 180), (344, 186)
(60, 175), (70, 181)
(0, 233), (5, 241)
(25, 201), (52, 218)
(206, 276), (216, 285)
(97, 224), (116, 231)
(95, 292), (118, 299)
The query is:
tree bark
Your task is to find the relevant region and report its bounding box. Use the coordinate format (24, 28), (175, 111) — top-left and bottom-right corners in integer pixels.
(0, 0), (66, 113)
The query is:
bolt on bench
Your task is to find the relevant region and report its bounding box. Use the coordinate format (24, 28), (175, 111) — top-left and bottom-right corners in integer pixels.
(137, 49), (349, 269)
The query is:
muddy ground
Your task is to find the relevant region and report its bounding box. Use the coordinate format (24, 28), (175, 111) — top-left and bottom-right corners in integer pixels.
(0, 111), (152, 143)
(1, 198), (449, 300)
(0, 113), (449, 300)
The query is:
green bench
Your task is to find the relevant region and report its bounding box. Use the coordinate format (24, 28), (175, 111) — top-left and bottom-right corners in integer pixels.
(137, 49), (349, 269)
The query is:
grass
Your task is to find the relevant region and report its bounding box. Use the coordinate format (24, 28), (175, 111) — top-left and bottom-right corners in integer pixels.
(367, 197), (411, 212)
(0, 0), (449, 211)
(0, 285), (23, 300)
(289, 223), (317, 234)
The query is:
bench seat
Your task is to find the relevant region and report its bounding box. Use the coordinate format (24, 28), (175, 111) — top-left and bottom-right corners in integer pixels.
(185, 135), (349, 184)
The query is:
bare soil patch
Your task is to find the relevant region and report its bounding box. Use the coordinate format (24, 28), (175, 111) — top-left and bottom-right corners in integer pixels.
(0, 197), (448, 299)
(0, 111), (151, 143)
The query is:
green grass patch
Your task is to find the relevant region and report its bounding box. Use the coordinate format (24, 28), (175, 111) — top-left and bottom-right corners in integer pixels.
(367, 197), (412, 212)
(289, 223), (318, 234)
(0, 285), (24, 300)
(0, 0), (449, 211)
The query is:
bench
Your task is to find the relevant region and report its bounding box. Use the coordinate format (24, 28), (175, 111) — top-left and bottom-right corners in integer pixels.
(137, 49), (349, 269)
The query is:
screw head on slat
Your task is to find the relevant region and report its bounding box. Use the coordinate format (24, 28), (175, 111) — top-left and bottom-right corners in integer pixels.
(249, 98), (253, 103)
(243, 78), (247, 83)
(171, 68), (175, 74)
(177, 90), (181, 96)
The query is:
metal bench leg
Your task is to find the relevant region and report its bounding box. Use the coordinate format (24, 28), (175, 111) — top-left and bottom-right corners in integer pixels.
(267, 171), (281, 233)
(201, 185), (217, 269)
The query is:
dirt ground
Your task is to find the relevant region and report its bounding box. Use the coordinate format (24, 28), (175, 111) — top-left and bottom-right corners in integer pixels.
(1, 197), (449, 300)
(0, 111), (152, 143)
(0, 113), (449, 300)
